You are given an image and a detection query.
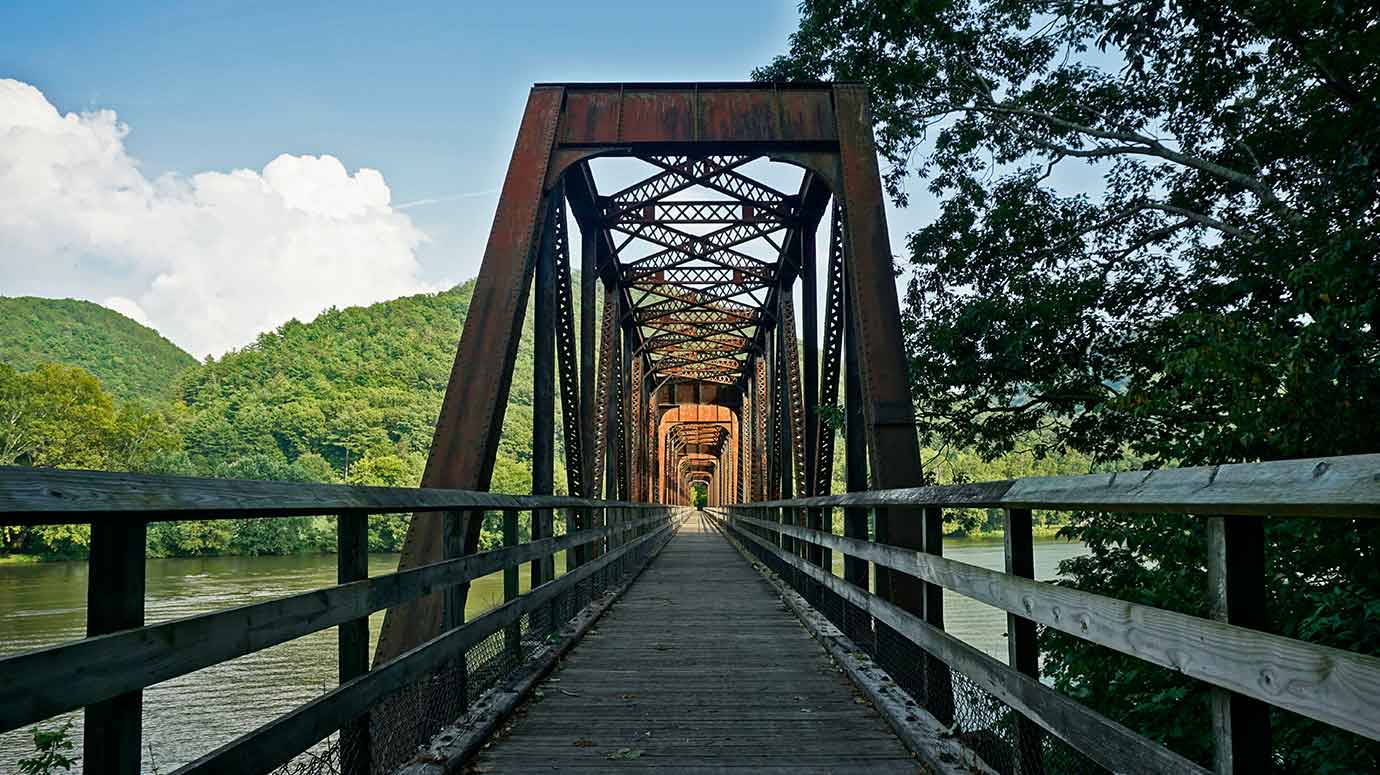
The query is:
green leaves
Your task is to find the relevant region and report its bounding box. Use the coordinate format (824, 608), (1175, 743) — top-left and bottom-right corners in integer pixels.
(0, 297), (195, 401)
(18, 721), (78, 775)
(768, 0), (1379, 769)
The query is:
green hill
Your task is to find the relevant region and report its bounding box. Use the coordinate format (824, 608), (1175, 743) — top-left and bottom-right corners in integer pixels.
(175, 277), (577, 495)
(0, 297), (197, 400)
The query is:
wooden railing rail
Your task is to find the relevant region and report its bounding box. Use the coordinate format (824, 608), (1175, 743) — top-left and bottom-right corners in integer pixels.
(0, 512), (667, 733)
(714, 453), (1380, 775)
(0, 466), (669, 522)
(709, 511), (1208, 775)
(177, 516), (681, 774)
(742, 453), (1380, 517)
(0, 466), (684, 775)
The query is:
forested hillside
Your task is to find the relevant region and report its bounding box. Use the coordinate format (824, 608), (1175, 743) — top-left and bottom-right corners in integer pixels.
(172, 277), (556, 492)
(1, 279), (570, 558)
(0, 297), (196, 400)
(2, 277), (1088, 560)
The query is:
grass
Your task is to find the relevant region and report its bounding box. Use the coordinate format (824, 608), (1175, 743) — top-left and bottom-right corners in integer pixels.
(0, 554), (43, 565)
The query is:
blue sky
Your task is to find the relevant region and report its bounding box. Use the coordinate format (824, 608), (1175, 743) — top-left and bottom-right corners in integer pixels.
(4, 0), (817, 278)
(0, 0), (950, 355)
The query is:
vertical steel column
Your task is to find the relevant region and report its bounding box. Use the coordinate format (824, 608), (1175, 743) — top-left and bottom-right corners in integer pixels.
(532, 197), (556, 588)
(843, 288), (870, 644)
(84, 521), (147, 775)
(800, 221), (825, 573)
(619, 317), (633, 501)
(1207, 516), (1270, 773)
(575, 202), (598, 567)
(834, 84), (948, 715)
(766, 330), (779, 501)
(580, 200), (598, 495)
(761, 355), (772, 501)
(503, 509), (520, 657)
(375, 86), (564, 664)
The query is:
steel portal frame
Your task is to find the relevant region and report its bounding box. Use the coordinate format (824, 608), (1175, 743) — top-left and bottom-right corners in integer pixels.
(374, 84), (934, 689)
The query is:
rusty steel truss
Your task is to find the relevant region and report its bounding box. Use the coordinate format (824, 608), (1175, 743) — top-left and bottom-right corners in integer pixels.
(374, 83), (936, 672)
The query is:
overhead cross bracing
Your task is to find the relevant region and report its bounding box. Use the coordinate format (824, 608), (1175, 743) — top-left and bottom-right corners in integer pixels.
(600, 155), (802, 385)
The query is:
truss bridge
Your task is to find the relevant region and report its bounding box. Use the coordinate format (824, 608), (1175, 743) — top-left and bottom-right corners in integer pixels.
(2, 82), (1378, 775)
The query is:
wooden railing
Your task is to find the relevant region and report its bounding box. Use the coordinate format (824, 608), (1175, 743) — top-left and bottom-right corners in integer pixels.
(0, 467), (684, 775)
(711, 453), (1380, 775)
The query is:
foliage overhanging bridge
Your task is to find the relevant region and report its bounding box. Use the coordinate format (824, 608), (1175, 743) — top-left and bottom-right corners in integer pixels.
(2, 82), (1379, 775)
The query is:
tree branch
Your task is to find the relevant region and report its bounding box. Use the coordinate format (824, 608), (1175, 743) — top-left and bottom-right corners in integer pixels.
(932, 99), (1302, 221)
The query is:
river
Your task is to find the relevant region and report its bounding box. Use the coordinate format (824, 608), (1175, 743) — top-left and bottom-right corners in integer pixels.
(0, 536), (1086, 772)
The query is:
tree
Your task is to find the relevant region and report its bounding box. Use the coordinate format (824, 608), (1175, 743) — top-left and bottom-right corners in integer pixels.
(0, 362), (117, 468)
(761, 1), (1378, 770)
(347, 452), (424, 551)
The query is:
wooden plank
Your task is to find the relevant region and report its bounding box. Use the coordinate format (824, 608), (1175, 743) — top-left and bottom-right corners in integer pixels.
(171, 520), (674, 775)
(723, 515), (1210, 775)
(0, 465), (667, 524)
(473, 514), (919, 773)
(732, 512), (1380, 744)
(1207, 516), (1271, 773)
(83, 520), (146, 775)
(742, 454), (1380, 517)
(710, 514), (987, 775)
(397, 515), (681, 774)
(336, 513), (370, 775)
(0, 513), (666, 734)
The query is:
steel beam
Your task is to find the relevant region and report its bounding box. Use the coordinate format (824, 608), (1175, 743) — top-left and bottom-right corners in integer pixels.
(375, 85), (564, 665)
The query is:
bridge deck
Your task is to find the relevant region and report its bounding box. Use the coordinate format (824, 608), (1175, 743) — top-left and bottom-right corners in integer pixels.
(472, 513), (919, 773)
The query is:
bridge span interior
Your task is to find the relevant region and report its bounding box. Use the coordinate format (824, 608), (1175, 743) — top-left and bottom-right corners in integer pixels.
(561, 150), (832, 512)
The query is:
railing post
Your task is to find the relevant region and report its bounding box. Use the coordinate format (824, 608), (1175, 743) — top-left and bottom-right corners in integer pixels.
(84, 520), (147, 775)
(504, 509), (520, 660)
(1005, 508), (1044, 775)
(922, 506), (955, 725)
(337, 512), (371, 775)
(1206, 516), (1270, 773)
(442, 510), (468, 711)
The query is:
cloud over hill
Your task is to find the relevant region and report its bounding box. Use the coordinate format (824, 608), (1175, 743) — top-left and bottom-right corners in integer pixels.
(0, 78), (436, 358)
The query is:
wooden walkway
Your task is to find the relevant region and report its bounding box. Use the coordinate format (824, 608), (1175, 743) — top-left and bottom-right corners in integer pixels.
(472, 513), (920, 773)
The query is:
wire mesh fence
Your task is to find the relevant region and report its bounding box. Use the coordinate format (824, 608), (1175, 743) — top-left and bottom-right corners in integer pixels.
(272, 510), (670, 775)
(732, 510), (1106, 775)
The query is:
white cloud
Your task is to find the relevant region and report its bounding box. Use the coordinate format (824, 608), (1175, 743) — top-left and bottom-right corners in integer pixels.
(101, 296), (152, 328)
(0, 78), (435, 358)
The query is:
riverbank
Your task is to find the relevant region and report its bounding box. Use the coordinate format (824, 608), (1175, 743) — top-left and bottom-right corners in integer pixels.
(944, 524), (1069, 542)
(0, 554), (41, 565)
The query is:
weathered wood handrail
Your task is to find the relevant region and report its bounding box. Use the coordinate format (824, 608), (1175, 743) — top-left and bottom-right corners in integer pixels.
(0, 512), (666, 733)
(742, 453), (1380, 517)
(175, 518), (680, 774)
(0, 465), (683, 775)
(714, 452), (1380, 774)
(710, 511), (1209, 775)
(725, 511), (1380, 743)
(0, 466), (668, 523)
